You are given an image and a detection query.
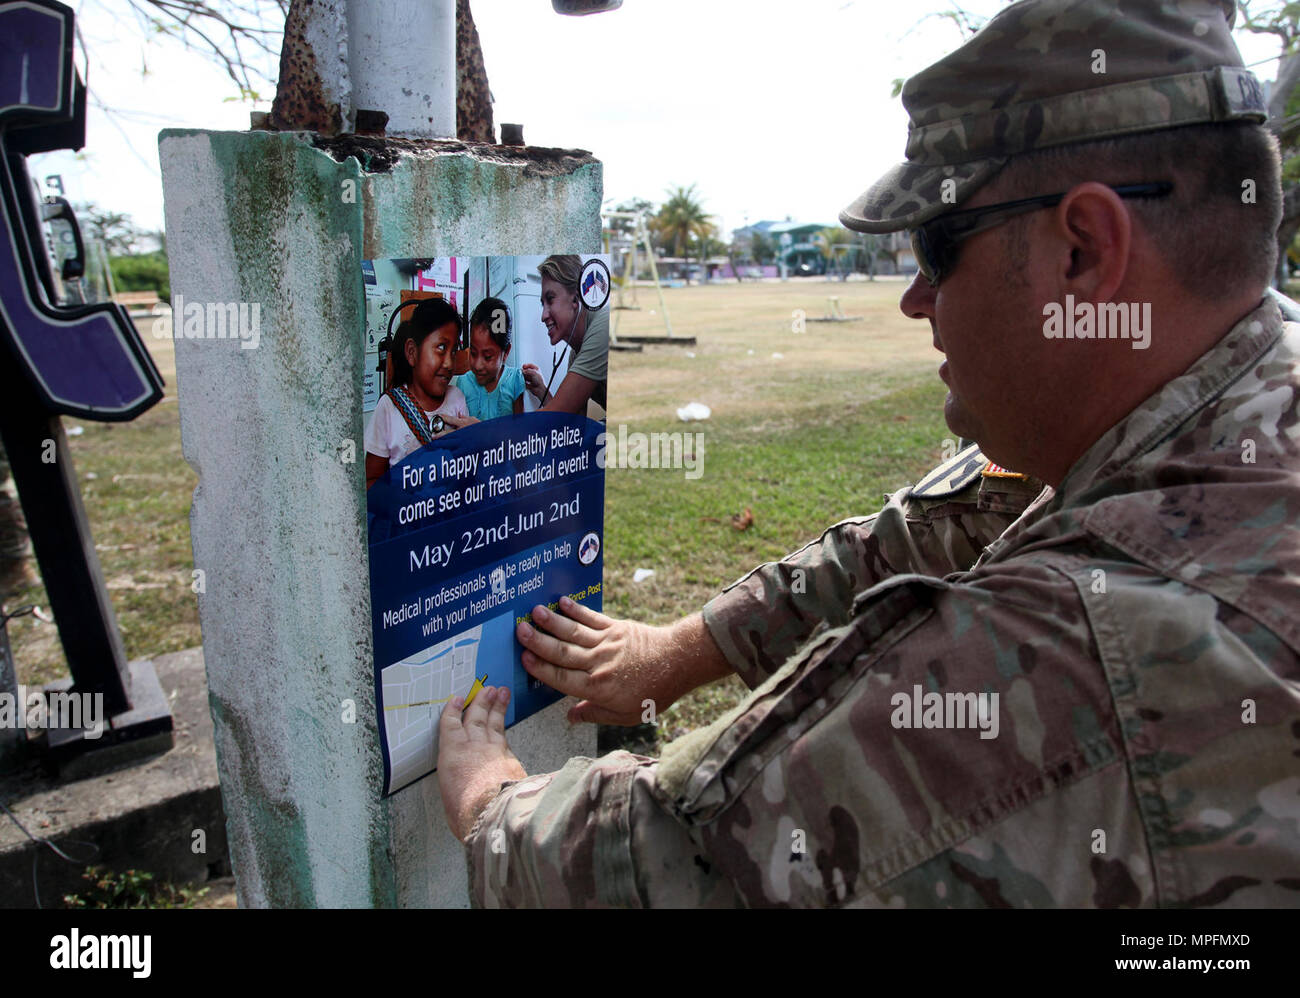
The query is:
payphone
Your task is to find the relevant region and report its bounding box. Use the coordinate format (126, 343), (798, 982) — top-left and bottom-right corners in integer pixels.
(0, 0), (172, 769)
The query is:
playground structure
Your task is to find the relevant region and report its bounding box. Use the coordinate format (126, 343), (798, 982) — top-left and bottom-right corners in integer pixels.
(602, 209), (695, 347)
(808, 296), (863, 323)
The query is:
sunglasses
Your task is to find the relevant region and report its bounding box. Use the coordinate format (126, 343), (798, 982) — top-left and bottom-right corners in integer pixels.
(909, 181), (1174, 287)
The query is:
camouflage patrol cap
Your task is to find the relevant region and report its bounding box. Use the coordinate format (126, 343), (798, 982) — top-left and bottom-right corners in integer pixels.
(840, 0), (1267, 233)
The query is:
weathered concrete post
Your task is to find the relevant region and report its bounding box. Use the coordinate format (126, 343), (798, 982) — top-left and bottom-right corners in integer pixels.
(158, 1), (599, 907)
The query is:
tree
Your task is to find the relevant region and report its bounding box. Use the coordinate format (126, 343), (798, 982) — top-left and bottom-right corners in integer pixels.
(76, 204), (139, 256)
(116, 0), (289, 101)
(606, 198), (655, 237)
(111, 252), (171, 301)
(749, 231), (775, 265)
(697, 229), (726, 279)
(893, 2), (989, 96)
(699, 231), (726, 258)
(652, 184), (712, 259)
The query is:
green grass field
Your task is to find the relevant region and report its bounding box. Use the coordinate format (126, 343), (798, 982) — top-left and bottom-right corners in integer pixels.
(6, 276), (948, 749)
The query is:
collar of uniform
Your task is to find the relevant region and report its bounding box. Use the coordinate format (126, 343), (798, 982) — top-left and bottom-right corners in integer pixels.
(1050, 296), (1285, 510)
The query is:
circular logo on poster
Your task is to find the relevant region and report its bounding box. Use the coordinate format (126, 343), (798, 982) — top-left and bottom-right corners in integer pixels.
(579, 258), (611, 311)
(578, 531), (601, 565)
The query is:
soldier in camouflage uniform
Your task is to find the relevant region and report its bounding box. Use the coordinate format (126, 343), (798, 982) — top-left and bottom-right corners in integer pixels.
(438, 0), (1300, 907)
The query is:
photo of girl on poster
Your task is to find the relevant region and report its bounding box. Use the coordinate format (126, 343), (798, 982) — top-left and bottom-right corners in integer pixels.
(454, 296), (526, 420)
(364, 298), (472, 488)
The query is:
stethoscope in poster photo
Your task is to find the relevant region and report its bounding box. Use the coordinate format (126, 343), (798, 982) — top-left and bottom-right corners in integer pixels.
(539, 298), (582, 406)
(531, 259), (610, 409)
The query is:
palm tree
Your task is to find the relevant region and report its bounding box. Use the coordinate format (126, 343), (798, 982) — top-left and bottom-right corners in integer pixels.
(653, 184), (712, 260)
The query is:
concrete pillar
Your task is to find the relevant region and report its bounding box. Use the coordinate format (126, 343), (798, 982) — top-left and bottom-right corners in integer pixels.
(158, 129), (600, 907)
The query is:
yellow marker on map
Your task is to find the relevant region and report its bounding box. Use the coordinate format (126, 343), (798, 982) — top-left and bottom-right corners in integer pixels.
(383, 674), (491, 712)
(462, 674), (488, 709)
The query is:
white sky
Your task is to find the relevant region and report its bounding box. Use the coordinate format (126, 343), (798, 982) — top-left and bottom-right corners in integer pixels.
(29, 0), (1286, 241)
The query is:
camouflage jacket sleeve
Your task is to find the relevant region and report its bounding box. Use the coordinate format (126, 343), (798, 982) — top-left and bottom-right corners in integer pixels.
(464, 752), (741, 907)
(700, 445), (1044, 688)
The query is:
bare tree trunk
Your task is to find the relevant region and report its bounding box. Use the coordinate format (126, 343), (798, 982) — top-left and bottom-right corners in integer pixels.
(457, 0), (494, 143)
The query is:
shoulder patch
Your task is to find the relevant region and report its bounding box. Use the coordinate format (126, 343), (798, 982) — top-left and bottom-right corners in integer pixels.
(981, 461), (1030, 481)
(909, 443), (987, 499)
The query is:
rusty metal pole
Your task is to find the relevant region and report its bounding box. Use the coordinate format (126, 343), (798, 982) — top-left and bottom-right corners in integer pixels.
(347, 0), (456, 138)
(272, 0), (456, 138)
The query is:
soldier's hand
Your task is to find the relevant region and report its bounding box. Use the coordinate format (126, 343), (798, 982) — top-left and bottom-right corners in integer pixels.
(438, 685), (527, 841)
(516, 597), (695, 726)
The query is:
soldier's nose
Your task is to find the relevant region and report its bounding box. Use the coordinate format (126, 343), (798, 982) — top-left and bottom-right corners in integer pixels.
(900, 271), (936, 321)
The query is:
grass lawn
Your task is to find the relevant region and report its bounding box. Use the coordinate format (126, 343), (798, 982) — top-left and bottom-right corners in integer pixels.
(6, 276), (948, 750)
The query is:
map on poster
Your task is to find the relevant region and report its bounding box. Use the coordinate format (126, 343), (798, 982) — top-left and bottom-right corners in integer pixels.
(362, 253), (611, 795)
(382, 618), (496, 793)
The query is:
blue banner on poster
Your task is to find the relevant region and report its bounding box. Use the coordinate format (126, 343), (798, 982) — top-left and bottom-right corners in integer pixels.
(363, 253), (610, 796)
(369, 413), (605, 795)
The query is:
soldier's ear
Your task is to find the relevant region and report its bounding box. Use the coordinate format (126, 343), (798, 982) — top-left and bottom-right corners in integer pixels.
(1056, 182), (1131, 303)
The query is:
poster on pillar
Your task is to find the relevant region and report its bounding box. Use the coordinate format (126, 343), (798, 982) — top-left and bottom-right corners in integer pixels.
(362, 253), (611, 796)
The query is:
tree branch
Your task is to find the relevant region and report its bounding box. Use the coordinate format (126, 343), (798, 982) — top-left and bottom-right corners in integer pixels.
(123, 0), (287, 97)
